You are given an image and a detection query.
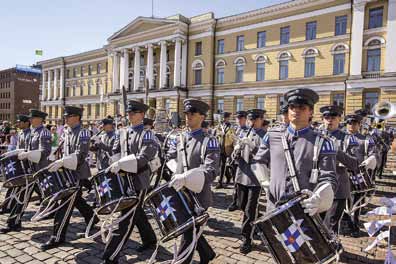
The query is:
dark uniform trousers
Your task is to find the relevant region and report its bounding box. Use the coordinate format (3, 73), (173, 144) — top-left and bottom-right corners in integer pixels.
(322, 199), (347, 233)
(103, 190), (157, 261)
(178, 226), (215, 264)
(53, 187), (94, 241)
(237, 184), (261, 239)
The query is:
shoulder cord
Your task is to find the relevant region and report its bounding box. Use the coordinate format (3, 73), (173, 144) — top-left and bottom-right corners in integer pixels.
(280, 133), (300, 192)
(311, 135), (325, 184)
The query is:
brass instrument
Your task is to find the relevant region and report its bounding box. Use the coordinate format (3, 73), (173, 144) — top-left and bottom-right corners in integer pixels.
(372, 101), (396, 120)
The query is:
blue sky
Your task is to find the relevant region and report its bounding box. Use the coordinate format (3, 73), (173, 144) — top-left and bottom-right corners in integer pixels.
(0, 0), (285, 70)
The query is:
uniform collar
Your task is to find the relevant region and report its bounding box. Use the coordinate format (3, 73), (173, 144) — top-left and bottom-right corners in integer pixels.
(188, 128), (203, 137)
(106, 130), (115, 136)
(287, 125), (310, 137)
(71, 123), (81, 132)
(240, 125), (248, 129)
(253, 127), (263, 133)
(33, 125), (43, 132)
(330, 129), (339, 136)
(23, 128), (30, 134)
(131, 123), (144, 132)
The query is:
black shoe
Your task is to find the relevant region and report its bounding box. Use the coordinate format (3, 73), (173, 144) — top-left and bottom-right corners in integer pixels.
(201, 252), (216, 264)
(101, 259), (119, 264)
(136, 242), (157, 252)
(228, 203), (238, 212)
(0, 223), (22, 234)
(240, 239), (252, 254)
(40, 237), (65, 251)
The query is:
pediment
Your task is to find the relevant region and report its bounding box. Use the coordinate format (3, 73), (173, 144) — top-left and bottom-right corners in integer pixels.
(108, 17), (177, 41)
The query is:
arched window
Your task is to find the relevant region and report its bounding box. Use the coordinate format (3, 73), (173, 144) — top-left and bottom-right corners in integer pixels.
(192, 60), (204, 85)
(302, 48), (319, 58)
(234, 58), (245, 83)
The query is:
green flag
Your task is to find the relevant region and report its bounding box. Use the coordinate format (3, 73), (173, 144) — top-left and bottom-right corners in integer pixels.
(35, 49), (43, 56)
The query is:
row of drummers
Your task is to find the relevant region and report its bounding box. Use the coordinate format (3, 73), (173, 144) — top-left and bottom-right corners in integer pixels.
(0, 87), (389, 264)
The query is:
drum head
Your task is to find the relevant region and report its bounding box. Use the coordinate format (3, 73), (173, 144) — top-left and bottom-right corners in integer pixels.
(41, 187), (80, 206)
(3, 174), (33, 188)
(161, 213), (209, 243)
(96, 196), (139, 215)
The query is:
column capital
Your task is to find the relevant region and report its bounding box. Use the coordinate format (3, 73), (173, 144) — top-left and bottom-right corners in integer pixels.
(353, 0), (369, 9)
(159, 40), (168, 46)
(132, 46), (141, 53)
(145, 43), (154, 49)
(172, 37), (183, 43)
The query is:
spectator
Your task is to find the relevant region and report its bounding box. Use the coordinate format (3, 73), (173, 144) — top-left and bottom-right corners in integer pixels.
(7, 129), (18, 151)
(50, 126), (59, 147)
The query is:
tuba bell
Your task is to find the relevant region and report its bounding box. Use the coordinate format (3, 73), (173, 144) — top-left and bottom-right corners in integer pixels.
(372, 101), (396, 120)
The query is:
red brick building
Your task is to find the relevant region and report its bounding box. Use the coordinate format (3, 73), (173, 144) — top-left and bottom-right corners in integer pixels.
(0, 65), (40, 123)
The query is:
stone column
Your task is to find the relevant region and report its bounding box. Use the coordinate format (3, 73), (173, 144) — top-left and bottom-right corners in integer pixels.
(47, 70), (52, 100)
(146, 43), (154, 89)
(181, 41), (187, 87)
(53, 68), (58, 100)
(112, 52), (120, 92)
(120, 49), (130, 91)
(41, 70), (46, 101)
(173, 38), (182, 88)
(385, 0), (396, 76)
(60, 67), (64, 99)
(349, 0), (367, 78)
(133, 47), (141, 91)
(159, 41), (167, 89)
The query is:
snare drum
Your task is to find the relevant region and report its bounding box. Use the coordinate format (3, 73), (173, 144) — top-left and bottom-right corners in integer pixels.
(34, 167), (79, 204)
(254, 193), (342, 264)
(350, 166), (375, 194)
(144, 183), (209, 242)
(92, 170), (139, 215)
(0, 151), (33, 188)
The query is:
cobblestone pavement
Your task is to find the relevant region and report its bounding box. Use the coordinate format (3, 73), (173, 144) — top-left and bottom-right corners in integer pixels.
(0, 170), (395, 263)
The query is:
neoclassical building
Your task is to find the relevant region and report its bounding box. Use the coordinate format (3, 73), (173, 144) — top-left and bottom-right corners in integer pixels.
(38, 0), (396, 124)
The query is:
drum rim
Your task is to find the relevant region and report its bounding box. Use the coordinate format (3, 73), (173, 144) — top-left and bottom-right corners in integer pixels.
(41, 186), (80, 205)
(3, 174), (34, 187)
(144, 182), (170, 203)
(160, 212), (209, 242)
(253, 194), (306, 225)
(95, 196), (139, 215)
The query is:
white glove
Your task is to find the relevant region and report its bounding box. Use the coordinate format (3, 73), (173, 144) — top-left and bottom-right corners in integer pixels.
(26, 150), (42, 163)
(169, 173), (185, 191)
(361, 155), (377, 171)
(63, 153), (78, 170)
(169, 168), (205, 193)
(17, 151), (29, 160)
(240, 137), (255, 150)
(300, 183), (334, 216)
(109, 161), (121, 174)
(48, 159), (64, 172)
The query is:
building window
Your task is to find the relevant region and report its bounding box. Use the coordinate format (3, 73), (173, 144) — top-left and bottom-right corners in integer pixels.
(333, 93), (345, 108)
(80, 85), (83, 96)
(333, 54), (345, 75)
(88, 65), (92, 76)
(73, 68), (77, 78)
(95, 104), (100, 117)
(217, 39), (225, 54)
(367, 48), (381, 72)
(87, 82), (92, 95)
(96, 82), (100, 94)
(279, 95), (286, 108)
(165, 99), (171, 113)
(364, 92), (379, 110)
(236, 35), (244, 51)
(105, 62), (108, 73)
(256, 62), (265, 81)
(217, 99), (224, 113)
(335, 15), (347, 36)
(195, 42), (202, 56)
(97, 64), (101, 74)
(306, 21), (317, 40)
(279, 60), (288, 80)
(280, 26), (290, 45)
(236, 98), (244, 112)
(304, 57), (315, 77)
(194, 69), (202, 85)
(235, 65), (244, 83)
(216, 68), (224, 84)
(72, 85), (76, 96)
(257, 97), (265, 110)
(140, 54), (145, 66)
(87, 104), (91, 117)
(66, 69), (70, 79)
(369, 7), (383, 29)
(80, 66), (84, 77)
(257, 31), (266, 48)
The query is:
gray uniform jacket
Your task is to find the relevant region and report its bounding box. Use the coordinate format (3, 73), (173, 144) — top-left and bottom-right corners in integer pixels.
(112, 124), (158, 191)
(167, 128), (220, 209)
(96, 131), (116, 170)
(28, 125), (51, 171)
(351, 133), (376, 165)
(235, 128), (266, 187)
(326, 129), (359, 199)
(63, 124), (91, 180)
(254, 125), (337, 210)
(17, 128), (31, 150)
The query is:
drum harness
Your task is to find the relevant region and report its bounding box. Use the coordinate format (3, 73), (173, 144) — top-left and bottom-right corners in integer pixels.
(148, 131), (210, 264)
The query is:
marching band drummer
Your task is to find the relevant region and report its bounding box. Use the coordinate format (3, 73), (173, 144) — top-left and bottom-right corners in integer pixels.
(168, 99), (219, 264)
(103, 100), (157, 264)
(0, 114), (36, 232)
(344, 113), (376, 237)
(42, 106), (97, 250)
(234, 108), (266, 254)
(253, 88), (337, 229)
(90, 116), (116, 171)
(319, 105), (360, 234)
